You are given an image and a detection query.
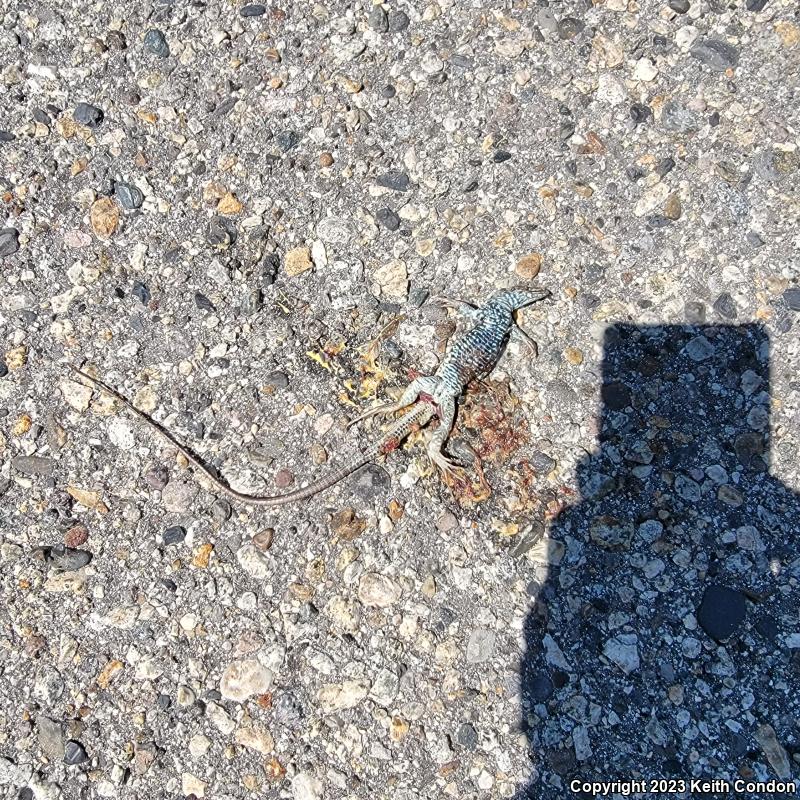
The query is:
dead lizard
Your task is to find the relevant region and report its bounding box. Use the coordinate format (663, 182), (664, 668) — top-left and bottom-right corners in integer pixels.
(69, 287), (549, 507)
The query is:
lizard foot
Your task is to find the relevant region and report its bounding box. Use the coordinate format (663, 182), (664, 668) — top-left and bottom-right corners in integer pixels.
(428, 449), (466, 479)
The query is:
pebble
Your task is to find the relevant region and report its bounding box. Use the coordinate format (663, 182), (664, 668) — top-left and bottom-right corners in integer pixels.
(162, 526), (186, 545)
(376, 171), (410, 192)
(697, 584), (746, 641)
(240, 4), (267, 16)
(388, 10), (410, 33)
(712, 292), (737, 320)
(143, 29), (169, 57)
(754, 725), (792, 779)
(536, 8), (558, 35)
(669, 0), (690, 12)
(205, 701), (235, 734)
(143, 464), (169, 490)
(37, 716), (65, 761)
(633, 58), (658, 82)
(603, 634), (640, 674)
(590, 515), (634, 548)
(661, 101), (699, 133)
(115, 182), (144, 210)
(73, 102), (104, 128)
(237, 543), (273, 579)
(465, 628), (496, 663)
(292, 772), (323, 800)
(684, 335), (714, 361)
(558, 17), (585, 40)
(369, 6), (389, 32)
(0, 228), (20, 256)
(63, 740), (90, 765)
(318, 680), (370, 713)
(161, 479), (198, 512)
(46, 545), (92, 571)
(358, 573), (402, 607)
(782, 288), (800, 311)
(456, 722), (478, 750)
(284, 246), (313, 277)
(12, 456), (55, 477)
(376, 207), (400, 231)
(220, 659), (273, 702)
(64, 525), (89, 548)
(276, 130), (300, 152)
(690, 38), (739, 72)
(235, 725), (274, 754)
(663, 193), (682, 220)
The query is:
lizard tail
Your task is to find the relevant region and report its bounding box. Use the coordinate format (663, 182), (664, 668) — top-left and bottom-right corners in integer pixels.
(67, 365), (433, 508)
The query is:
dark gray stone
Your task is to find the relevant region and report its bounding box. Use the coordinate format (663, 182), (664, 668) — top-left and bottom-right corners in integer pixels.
(558, 17), (584, 39)
(690, 38), (739, 72)
(132, 281), (150, 304)
(352, 464), (391, 501)
(783, 288), (800, 311)
(456, 722), (478, 750)
(376, 170), (410, 192)
(143, 28), (169, 57)
(63, 740), (90, 765)
(163, 526), (186, 545)
(530, 451), (556, 474)
(115, 182), (144, 210)
(240, 3), (267, 16)
(276, 130), (300, 151)
(668, 0), (690, 12)
(369, 6), (389, 32)
(713, 292), (737, 320)
(376, 207), (400, 231)
(194, 292), (216, 311)
(388, 10), (409, 32)
(47, 546), (92, 571)
(0, 227), (20, 256)
(697, 584), (746, 641)
(73, 102), (104, 127)
(12, 456), (55, 477)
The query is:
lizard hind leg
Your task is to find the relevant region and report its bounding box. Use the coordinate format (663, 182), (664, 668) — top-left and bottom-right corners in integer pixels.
(426, 396), (462, 477)
(348, 376), (437, 428)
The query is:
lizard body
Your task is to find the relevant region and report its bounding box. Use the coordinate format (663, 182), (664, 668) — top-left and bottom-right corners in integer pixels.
(70, 287), (548, 506)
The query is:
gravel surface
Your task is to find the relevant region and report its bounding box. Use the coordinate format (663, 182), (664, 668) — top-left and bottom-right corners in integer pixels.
(2, 0), (800, 798)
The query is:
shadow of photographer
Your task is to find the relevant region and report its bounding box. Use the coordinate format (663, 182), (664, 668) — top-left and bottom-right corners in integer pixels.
(515, 323), (799, 798)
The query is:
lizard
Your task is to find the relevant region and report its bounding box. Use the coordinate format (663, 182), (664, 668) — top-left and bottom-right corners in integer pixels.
(68, 287), (550, 507)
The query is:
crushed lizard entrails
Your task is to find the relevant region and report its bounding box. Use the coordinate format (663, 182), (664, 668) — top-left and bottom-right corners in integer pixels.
(68, 287), (550, 507)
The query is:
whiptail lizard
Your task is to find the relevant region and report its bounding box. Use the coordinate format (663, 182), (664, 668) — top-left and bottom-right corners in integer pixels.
(69, 287), (549, 507)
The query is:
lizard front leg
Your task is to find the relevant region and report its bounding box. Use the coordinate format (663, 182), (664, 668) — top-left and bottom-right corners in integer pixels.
(429, 295), (481, 323)
(426, 396), (461, 477)
(349, 376), (439, 428)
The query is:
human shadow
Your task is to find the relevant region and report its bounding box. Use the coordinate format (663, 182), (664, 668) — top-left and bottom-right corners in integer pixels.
(515, 324), (799, 798)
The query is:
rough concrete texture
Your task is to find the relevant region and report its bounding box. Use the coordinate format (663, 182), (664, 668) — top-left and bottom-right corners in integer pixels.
(1, 0), (799, 798)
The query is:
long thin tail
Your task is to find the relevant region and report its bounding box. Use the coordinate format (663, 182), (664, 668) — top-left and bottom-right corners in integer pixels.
(67, 365), (432, 508)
